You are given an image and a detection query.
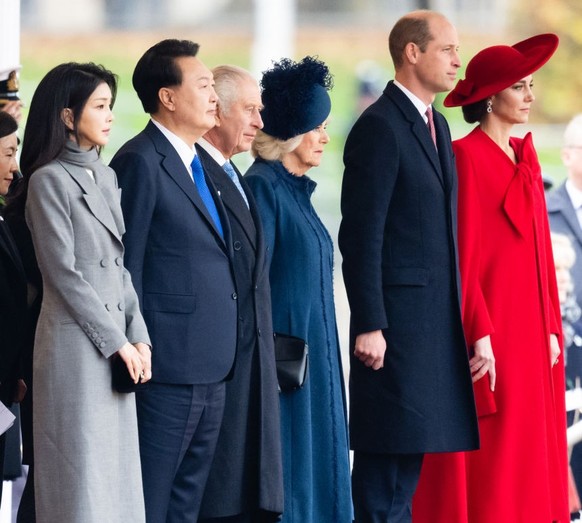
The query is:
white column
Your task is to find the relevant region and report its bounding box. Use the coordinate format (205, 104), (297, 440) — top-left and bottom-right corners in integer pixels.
(37, 0), (103, 32)
(0, 0), (20, 73)
(251, 0), (296, 80)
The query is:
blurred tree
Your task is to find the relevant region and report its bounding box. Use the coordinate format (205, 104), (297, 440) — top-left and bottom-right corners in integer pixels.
(512, 0), (582, 122)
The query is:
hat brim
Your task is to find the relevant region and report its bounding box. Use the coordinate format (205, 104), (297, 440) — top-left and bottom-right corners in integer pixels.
(444, 33), (559, 107)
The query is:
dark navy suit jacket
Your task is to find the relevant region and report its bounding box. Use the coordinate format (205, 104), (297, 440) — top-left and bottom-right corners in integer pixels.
(547, 182), (582, 308)
(110, 121), (237, 384)
(339, 81), (479, 453)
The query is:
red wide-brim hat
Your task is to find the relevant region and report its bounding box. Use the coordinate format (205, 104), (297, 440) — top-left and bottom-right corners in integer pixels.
(444, 33), (559, 107)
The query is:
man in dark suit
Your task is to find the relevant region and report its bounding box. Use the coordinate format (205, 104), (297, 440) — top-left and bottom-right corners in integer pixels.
(338, 10), (479, 522)
(547, 114), (582, 505)
(196, 64), (283, 523)
(110, 40), (238, 523)
(0, 112), (26, 508)
(548, 114), (582, 309)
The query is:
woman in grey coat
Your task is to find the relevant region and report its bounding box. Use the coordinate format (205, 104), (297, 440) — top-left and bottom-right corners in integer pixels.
(19, 62), (151, 523)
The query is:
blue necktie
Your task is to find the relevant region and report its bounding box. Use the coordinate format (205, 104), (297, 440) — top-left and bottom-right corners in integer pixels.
(191, 154), (223, 238)
(223, 161), (249, 209)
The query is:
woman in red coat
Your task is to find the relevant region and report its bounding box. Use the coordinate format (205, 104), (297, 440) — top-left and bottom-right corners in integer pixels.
(412, 34), (569, 523)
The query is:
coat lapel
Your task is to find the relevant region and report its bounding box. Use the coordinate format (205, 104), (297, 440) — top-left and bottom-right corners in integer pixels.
(549, 184), (582, 245)
(57, 160), (123, 242)
(385, 82), (445, 189)
(197, 146), (257, 250)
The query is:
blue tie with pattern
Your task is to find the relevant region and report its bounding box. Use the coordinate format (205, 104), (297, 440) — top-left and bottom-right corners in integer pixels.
(191, 154), (223, 238)
(223, 160), (249, 209)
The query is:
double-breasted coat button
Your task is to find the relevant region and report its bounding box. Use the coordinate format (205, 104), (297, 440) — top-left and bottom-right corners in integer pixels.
(105, 303), (112, 311)
(233, 241), (242, 251)
(231, 292), (238, 300)
(117, 303), (124, 311)
(115, 257), (123, 266)
(100, 259), (109, 267)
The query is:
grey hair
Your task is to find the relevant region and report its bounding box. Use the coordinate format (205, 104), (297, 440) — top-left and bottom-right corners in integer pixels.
(212, 64), (257, 116)
(251, 129), (303, 161)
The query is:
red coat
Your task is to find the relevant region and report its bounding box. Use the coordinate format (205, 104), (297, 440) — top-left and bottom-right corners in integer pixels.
(413, 127), (569, 523)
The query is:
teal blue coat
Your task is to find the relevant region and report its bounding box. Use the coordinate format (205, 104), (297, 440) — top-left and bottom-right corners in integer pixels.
(246, 159), (352, 523)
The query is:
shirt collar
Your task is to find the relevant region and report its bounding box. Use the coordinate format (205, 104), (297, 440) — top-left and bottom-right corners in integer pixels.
(197, 137), (227, 167)
(393, 80), (431, 122)
(151, 118), (195, 171)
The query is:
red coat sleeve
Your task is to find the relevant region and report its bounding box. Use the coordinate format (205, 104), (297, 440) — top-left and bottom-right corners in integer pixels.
(454, 141), (495, 348)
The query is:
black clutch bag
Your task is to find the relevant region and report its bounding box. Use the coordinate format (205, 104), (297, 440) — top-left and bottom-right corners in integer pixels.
(274, 333), (309, 392)
(111, 354), (145, 393)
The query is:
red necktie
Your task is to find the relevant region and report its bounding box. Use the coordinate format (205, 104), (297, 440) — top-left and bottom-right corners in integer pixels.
(426, 106), (437, 147)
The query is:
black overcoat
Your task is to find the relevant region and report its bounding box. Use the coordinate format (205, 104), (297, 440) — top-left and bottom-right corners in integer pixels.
(339, 81), (479, 453)
(197, 146), (283, 519)
(0, 215), (27, 405)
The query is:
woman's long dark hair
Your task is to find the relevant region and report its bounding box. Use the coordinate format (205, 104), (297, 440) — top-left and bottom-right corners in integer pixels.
(5, 62), (117, 220)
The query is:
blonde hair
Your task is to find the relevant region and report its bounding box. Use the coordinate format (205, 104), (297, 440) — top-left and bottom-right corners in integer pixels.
(251, 129), (303, 161)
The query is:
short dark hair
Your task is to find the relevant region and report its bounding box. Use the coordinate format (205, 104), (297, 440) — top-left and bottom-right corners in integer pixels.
(389, 11), (433, 70)
(132, 39), (200, 114)
(462, 98), (489, 124)
(0, 111), (18, 139)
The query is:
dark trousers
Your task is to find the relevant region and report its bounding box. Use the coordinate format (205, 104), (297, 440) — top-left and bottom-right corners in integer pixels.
(137, 381), (226, 523)
(352, 451), (424, 523)
(198, 512), (279, 523)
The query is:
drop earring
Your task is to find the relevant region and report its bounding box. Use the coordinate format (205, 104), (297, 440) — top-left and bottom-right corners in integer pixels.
(486, 99), (493, 114)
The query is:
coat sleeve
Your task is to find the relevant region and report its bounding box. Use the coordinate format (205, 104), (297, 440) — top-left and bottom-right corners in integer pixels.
(455, 143), (495, 347)
(25, 167), (128, 358)
(338, 113), (397, 335)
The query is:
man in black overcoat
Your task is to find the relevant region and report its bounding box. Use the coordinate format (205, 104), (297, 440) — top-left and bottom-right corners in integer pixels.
(197, 65), (283, 523)
(339, 10), (479, 522)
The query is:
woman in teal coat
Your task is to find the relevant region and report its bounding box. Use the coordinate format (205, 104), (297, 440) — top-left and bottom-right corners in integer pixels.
(245, 56), (352, 523)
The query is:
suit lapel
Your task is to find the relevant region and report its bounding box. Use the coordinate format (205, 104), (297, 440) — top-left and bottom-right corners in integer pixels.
(197, 146), (257, 250)
(57, 160), (123, 242)
(553, 184), (582, 245)
(146, 123), (228, 247)
(386, 82), (446, 189)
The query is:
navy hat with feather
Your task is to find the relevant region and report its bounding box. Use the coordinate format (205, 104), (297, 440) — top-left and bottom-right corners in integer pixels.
(260, 56), (333, 140)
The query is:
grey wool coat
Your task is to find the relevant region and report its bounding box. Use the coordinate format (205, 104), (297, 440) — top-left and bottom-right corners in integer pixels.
(25, 142), (150, 523)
